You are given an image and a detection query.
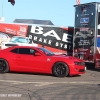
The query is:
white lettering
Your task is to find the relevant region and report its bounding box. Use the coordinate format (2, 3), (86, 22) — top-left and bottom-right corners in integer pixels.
(48, 40), (52, 45)
(29, 35), (32, 39)
(43, 39), (47, 43)
(43, 30), (61, 40)
(30, 26), (43, 34)
(55, 42), (59, 46)
(62, 33), (72, 43)
(64, 44), (67, 49)
(60, 43), (63, 47)
(34, 36), (38, 41)
(20, 27), (26, 32)
(30, 26), (72, 43)
(39, 38), (42, 42)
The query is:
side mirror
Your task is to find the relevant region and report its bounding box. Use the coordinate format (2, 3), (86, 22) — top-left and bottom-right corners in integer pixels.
(35, 52), (41, 56)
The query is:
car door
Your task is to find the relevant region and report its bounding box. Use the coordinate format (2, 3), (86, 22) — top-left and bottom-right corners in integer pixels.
(16, 48), (46, 72)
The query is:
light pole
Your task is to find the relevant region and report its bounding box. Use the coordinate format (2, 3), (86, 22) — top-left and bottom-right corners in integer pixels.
(2, 0), (4, 17)
(0, 0), (5, 21)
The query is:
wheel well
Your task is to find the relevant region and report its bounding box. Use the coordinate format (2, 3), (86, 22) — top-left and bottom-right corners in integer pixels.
(52, 61), (70, 73)
(0, 58), (8, 62)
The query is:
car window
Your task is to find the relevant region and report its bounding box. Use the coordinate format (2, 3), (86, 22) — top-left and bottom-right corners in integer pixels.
(10, 37), (29, 43)
(38, 48), (54, 56)
(10, 48), (36, 55)
(10, 48), (18, 53)
(18, 48), (35, 55)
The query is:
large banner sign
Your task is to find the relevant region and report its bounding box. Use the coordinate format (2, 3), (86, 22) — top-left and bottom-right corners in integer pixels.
(75, 4), (96, 28)
(74, 4), (95, 49)
(74, 3), (96, 61)
(0, 23), (73, 54)
(27, 26), (73, 51)
(0, 23), (28, 37)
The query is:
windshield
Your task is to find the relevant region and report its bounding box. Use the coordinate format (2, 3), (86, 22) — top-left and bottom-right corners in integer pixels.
(39, 48), (55, 56)
(10, 37), (29, 43)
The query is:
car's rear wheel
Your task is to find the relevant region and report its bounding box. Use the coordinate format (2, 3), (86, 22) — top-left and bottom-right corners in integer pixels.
(52, 62), (69, 77)
(0, 59), (9, 73)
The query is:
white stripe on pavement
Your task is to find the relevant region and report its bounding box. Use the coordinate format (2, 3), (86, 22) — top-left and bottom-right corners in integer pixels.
(0, 80), (100, 86)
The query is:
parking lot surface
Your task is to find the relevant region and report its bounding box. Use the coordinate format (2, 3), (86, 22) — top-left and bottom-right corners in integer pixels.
(0, 67), (100, 100)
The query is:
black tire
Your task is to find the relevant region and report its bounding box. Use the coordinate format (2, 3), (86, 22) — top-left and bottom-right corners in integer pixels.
(52, 62), (69, 77)
(0, 59), (9, 73)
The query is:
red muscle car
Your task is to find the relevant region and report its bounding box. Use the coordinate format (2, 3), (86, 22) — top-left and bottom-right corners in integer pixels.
(0, 46), (86, 77)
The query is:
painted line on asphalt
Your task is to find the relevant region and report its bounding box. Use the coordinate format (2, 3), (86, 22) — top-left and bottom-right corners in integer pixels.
(0, 80), (100, 86)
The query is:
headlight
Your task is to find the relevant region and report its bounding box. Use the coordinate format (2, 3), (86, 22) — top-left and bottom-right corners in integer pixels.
(74, 61), (85, 66)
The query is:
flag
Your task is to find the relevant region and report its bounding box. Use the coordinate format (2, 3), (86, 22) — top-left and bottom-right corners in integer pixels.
(8, 0), (15, 6)
(76, 0), (80, 5)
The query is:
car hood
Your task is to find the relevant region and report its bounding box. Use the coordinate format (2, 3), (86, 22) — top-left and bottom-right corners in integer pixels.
(51, 55), (84, 62)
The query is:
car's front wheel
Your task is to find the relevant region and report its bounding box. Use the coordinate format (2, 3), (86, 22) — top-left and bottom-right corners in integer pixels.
(52, 62), (69, 77)
(0, 59), (9, 73)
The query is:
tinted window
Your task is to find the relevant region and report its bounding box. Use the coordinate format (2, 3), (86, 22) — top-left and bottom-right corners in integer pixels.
(19, 48), (35, 55)
(10, 48), (18, 53)
(38, 48), (54, 56)
(10, 48), (36, 55)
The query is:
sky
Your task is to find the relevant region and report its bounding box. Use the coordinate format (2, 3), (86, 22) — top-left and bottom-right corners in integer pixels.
(0, 0), (100, 27)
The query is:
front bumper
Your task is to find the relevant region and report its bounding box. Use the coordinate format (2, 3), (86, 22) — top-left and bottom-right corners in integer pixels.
(69, 64), (86, 76)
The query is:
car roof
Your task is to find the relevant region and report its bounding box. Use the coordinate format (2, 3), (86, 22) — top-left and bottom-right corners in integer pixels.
(8, 46), (42, 49)
(12, 36), (28, 38)
(0, 46), (44, 53)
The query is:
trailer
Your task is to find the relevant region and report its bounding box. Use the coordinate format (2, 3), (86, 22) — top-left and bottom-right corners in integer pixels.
(0, 22), (74, 55)
(73, 2), (100, 69)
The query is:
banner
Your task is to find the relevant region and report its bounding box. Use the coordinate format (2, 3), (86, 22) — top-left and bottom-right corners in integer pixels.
(0, 23), (73, 54)
(0, 23), (28, 37)
(26, 26), (73, 52)
(74, 3), (96, 61)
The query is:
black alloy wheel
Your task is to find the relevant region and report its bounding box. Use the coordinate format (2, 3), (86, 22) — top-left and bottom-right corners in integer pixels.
(0, 59), (9, 73)
(52, 62), (69, 77)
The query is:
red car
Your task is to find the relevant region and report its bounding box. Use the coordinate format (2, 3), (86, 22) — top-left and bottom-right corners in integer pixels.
(0, 46), (86, 77)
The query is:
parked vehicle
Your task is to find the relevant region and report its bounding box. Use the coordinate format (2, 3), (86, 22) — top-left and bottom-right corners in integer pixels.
(0, 46), (85, 77)
(1, 36), (38, 49)
(73, 2), (100, 69)
(0, 32), (11, 48)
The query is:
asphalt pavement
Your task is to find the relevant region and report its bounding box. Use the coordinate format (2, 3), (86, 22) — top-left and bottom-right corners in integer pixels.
(0, 65), (100, 100)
